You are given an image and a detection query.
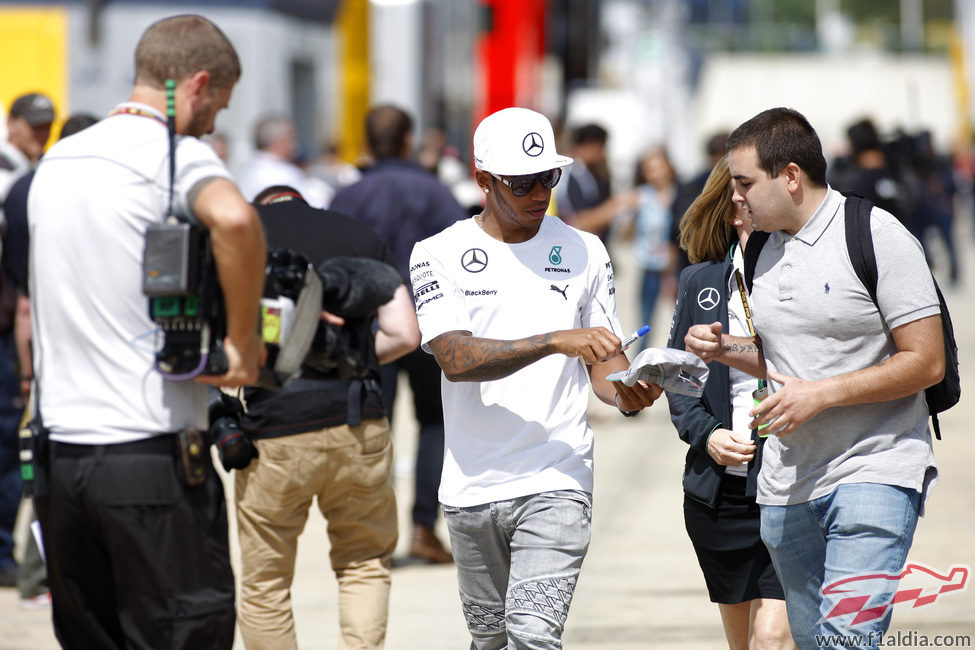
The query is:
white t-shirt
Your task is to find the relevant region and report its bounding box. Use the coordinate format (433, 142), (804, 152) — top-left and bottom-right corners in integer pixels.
(410, 216), (622, 507)
(237, 151), (333, 208)
(29, 102), (231, 443)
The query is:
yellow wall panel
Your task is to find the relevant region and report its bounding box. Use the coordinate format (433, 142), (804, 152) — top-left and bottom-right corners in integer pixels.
(0, 6), (68, 146)
(336, 0), (369, 164)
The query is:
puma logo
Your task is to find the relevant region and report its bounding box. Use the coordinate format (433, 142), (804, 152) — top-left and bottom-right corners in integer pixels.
(550, 284), (568, 300)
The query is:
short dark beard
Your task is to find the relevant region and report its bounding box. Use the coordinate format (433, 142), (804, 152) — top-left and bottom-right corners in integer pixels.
(489, 176), (544, 238)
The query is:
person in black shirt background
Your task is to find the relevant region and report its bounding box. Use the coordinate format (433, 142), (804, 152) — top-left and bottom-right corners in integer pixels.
(234, 185), (419, 649)
(331, 105), (464, 564)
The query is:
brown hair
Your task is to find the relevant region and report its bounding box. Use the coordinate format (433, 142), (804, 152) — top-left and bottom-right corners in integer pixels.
(134, 15), (241, 90)
(366, 105), (413, 160)
(726, 107), (827, 186)
(678, 156), (736, 264)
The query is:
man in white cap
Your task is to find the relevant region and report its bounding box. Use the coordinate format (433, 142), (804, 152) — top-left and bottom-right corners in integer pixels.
(409, 107), (662, 648)
(2, 92), (55, 233)
(1, 93), (54, 179)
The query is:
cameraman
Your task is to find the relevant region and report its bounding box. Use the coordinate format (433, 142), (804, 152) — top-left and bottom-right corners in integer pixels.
(28, 15), (265, 649)
(234, 185), (419, 649)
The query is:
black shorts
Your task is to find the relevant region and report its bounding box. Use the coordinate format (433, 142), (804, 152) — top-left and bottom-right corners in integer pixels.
(683, 474), (785, 604)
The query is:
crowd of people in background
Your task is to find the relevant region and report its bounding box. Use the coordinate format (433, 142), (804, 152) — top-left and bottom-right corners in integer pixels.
(201, 110), (971, 330)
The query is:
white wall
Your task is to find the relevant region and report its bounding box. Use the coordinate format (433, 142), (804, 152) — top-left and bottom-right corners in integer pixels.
(692, 53), (959, 164)
(369, 0), (422, 125)
(567, 51), (959, 186)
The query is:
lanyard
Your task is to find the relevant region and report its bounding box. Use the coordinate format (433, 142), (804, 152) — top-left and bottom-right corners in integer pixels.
(109, 106), (168, 127)
(732, 252), (766, 392)
(733, 268), (756, 337)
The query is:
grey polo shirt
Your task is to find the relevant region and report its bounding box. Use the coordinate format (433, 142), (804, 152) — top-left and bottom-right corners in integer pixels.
(751, 188), (939, 507)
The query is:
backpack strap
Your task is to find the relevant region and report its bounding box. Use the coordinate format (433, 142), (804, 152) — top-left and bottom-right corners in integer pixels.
(843, 195), (878, 305)
(843, 195), (949, 439)
(742, 230), (770, 294)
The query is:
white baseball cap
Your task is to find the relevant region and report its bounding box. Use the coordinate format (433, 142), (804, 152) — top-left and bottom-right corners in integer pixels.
(473, 107), (572, 176)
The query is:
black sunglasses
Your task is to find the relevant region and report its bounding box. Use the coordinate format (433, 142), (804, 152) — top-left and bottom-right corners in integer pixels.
(489, 168), (562, 197)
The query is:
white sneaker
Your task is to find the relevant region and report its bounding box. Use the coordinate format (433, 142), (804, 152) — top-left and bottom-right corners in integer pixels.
(19, 592), (51, 610)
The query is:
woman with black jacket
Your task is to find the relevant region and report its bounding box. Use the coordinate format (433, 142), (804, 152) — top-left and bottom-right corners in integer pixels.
(666, 157), (794, 650)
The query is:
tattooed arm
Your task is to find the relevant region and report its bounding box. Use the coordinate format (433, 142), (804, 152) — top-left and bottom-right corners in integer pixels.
(428, 327), (622, 382)
(684, 321), (767, 379)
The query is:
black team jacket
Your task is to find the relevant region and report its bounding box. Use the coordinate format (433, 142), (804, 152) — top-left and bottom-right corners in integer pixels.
(665, 253), (767, 508)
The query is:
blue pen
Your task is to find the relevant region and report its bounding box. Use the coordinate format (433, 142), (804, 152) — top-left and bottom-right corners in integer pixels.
(620, 325), (650, 351)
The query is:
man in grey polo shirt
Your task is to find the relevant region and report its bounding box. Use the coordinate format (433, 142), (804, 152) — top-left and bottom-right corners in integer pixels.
(685, 107), (942, 650)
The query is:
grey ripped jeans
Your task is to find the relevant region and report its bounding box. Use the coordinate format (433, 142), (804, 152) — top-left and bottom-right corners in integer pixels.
(442, 490), (592, 650)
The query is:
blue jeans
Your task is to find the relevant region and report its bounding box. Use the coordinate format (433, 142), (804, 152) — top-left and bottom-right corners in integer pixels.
(0, 332), (25, 570)
(638, 270), (663, 351)
(380, 349), (444, 530)
(442, 490), (592, 650)
(760, 483), (920, 650)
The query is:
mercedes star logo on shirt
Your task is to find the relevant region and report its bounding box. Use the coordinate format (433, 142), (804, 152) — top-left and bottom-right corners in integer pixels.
(522, 132), (544, 157)
(461, 248), (488, 273)
(697, 287), (720, 310)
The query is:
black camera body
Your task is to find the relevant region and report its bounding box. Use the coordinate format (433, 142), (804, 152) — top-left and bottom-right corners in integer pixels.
(145, 243), (402, 470)
(263, 249), (402, 383)
(143, 218), (227, 378)
(255, 248), (327, 389)
(206, 388), (258, 471)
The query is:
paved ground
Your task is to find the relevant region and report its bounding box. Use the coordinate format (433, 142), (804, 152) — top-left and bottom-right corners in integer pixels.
(2, 219), (974, 649)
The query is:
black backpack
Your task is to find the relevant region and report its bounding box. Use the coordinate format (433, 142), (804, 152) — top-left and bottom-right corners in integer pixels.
(743, 196), (960, 439)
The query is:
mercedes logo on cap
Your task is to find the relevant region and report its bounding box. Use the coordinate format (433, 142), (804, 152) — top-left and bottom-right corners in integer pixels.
(522, 132), (544, 157)
(697, 287), (720, 311)
(461, 248), (488, 273)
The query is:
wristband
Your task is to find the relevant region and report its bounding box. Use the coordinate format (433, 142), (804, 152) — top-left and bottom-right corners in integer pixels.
(615, 393), (640, 418)
(704, 422), (722, 451)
